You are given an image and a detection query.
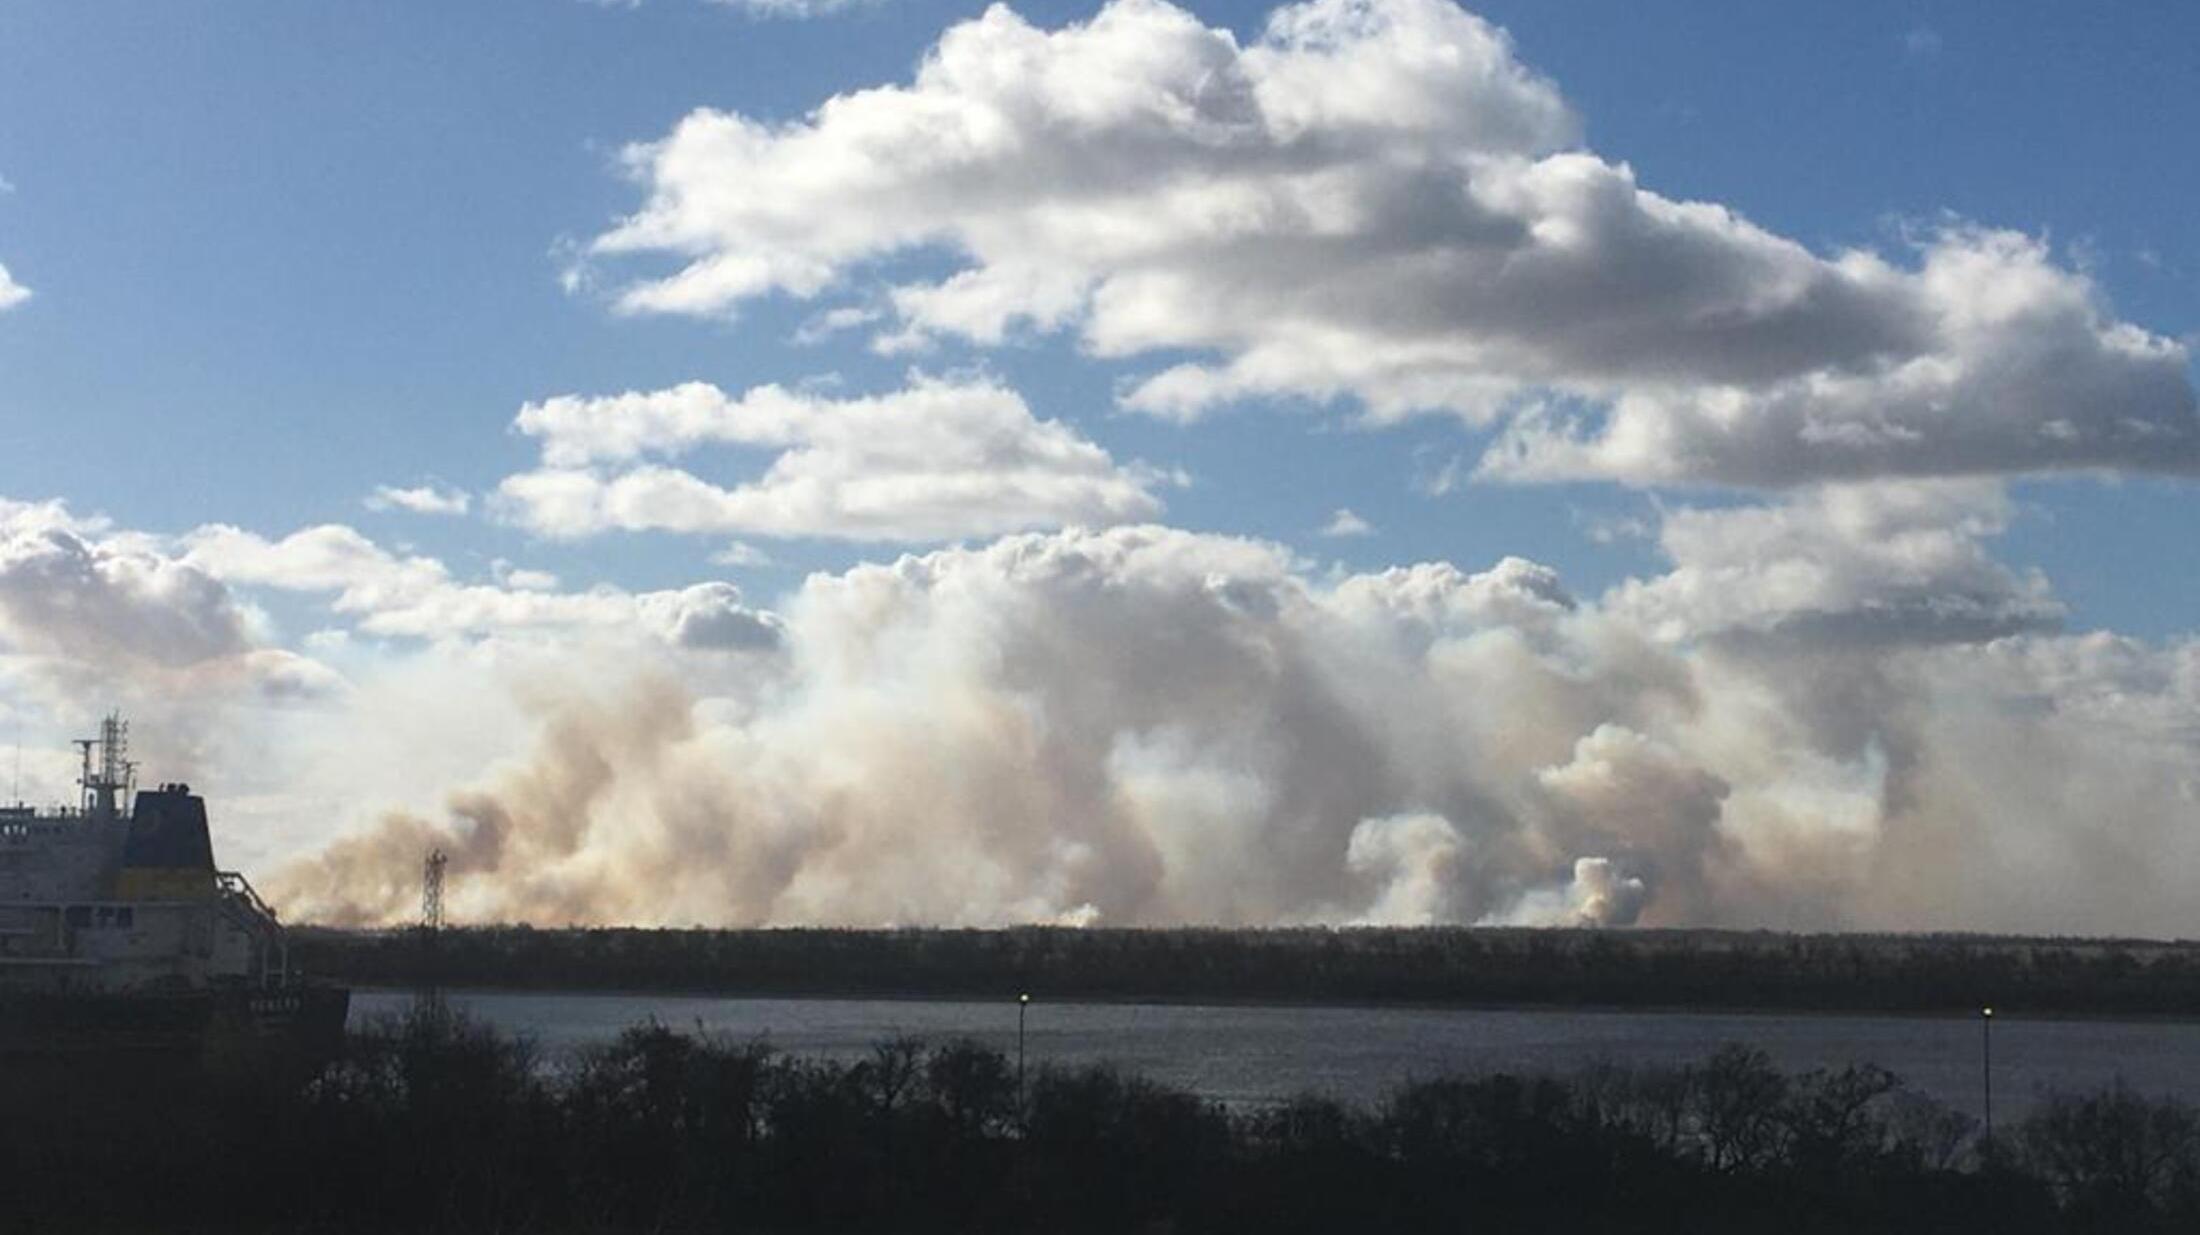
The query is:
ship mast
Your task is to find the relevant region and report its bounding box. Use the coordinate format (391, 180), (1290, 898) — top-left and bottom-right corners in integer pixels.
(75, 712), (133, 818)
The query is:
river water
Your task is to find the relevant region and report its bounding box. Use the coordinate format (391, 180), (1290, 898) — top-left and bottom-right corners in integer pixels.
(351, 989), (2200, 1118)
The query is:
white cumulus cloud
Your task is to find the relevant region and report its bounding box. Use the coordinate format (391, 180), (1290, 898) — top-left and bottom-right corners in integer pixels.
(0, 261), (30, 312)
(494, 374), (1170, 541)
(0, 500), (348, 782)
(586, 0), (2197, 486)
(711, 541), (774, 567)
(1608, 481), (2062, 646)
(180, 522), (782, 648)
(364, 482), (472, 516)
(707, 0), (876, 17)
(0, 501), (256, 671)
(1320, 507), (1374, 538)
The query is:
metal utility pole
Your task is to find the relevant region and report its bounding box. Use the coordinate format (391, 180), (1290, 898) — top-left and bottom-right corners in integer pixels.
(1981, 1005), (1995, 1150)
(1017, 992), (1031, 1110)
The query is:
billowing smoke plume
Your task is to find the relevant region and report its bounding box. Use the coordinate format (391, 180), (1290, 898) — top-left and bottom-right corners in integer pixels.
(263, 515), (2200, 936)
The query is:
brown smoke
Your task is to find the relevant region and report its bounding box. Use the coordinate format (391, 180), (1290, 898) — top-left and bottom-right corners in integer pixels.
(265, 526), (2200, 936)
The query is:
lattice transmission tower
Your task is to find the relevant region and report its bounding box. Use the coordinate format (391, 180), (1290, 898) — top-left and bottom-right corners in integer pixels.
(421, 848), (449, 932)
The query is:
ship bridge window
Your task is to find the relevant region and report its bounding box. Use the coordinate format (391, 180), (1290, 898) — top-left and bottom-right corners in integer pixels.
(79, 906), (136, 930)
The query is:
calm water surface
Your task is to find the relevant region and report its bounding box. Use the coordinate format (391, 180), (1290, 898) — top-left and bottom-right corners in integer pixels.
(352, 989), (2200, 1117)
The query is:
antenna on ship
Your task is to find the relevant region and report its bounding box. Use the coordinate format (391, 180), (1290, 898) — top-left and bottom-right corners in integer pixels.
(76, 712), (131, 817)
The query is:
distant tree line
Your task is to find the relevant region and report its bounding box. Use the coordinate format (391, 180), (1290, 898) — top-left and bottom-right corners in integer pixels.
(1, 1012), (2195, 1233)
(294, 925), (2200, 1017)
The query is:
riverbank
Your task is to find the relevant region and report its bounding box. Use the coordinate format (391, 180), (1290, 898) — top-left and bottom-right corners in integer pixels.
(295, 924), (2200, 1019)
(345, 986), (2200, 1121)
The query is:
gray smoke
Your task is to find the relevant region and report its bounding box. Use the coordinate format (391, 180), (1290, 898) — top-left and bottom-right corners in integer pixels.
(266, 517), (2200, 936)
(8, 491), (2193, 935)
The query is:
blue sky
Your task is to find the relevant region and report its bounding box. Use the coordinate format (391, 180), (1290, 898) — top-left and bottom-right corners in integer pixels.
(3, 0), (2194, 631)
(1, 1), (2197, 933)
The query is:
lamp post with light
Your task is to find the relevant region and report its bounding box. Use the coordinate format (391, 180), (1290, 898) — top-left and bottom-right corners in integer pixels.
(1018, 992), (1031, 1111)
(1981, 1006), (1995, 1151)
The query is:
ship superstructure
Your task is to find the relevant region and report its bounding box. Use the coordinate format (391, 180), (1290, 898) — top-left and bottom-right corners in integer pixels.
(0, 716), (342, 1053)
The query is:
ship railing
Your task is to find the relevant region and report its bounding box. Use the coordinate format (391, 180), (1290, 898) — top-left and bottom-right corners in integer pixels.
(215, 871), (291, 988)
(216, 871), (280, 924)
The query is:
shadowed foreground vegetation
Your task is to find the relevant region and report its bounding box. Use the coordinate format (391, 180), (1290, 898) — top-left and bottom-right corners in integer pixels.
(3, 1010), (2197, 1233)
(298, 924), (2200, 1017)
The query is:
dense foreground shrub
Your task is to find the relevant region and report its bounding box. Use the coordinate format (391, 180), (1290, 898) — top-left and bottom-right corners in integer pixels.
(0, 1010), (2193, 1233)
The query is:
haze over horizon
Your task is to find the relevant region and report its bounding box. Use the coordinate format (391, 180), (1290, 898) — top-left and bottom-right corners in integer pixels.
(1, 0), (2196, 935)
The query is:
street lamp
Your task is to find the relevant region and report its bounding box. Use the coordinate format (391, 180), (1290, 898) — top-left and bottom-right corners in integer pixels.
(1981, 1006), (1994, 1150)
(1018, 992), (1032, 1111)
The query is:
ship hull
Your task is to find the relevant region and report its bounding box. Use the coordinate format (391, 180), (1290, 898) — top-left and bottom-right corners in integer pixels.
(0, 985), (349, 1062)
